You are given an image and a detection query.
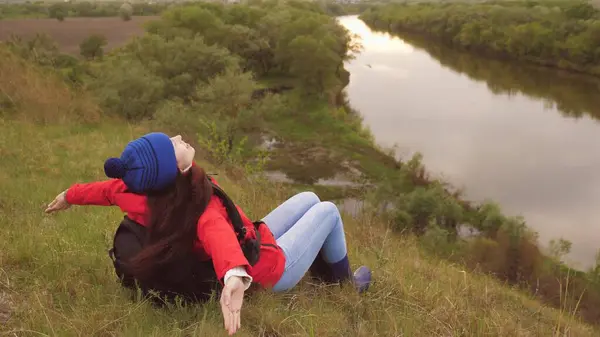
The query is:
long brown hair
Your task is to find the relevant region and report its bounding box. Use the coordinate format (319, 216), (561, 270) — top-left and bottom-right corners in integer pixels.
(126, 165), (213, 281)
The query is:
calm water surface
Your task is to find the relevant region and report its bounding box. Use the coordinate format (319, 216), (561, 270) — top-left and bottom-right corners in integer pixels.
(338, 15), (600, 269)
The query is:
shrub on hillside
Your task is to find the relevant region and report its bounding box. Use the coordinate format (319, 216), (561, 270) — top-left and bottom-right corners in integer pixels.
(153, 67), (281, 174)
(420, 223), (454, 254)
(5, 33), (60, 67)
(5, 34), (87, 86)
(194, 68), (282, 168)
(91, 58), (165, 120)
(394, 184), (464, 236)
(121, 34), (239, 101)
(152, 99), (197, 135)
(470, 201), (506, 238)
(79, 34), (107, 60)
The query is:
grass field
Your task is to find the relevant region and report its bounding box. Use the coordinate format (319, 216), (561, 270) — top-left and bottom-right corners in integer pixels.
(1, 38), (599, 336)
(0, 16), (158, 54)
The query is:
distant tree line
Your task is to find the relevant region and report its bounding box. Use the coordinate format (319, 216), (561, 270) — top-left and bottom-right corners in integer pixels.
(0, 1), (169, 20)
(360, 0), (600, 76)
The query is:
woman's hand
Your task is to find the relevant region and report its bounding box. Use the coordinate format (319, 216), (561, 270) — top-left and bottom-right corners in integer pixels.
(220, 275), (246, 335)
(45, 190), (71, 214)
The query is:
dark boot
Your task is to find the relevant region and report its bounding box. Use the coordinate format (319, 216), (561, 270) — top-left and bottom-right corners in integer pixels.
(309, 252), (335, 283)
(330, 255), (353, 283)
(329, 254), (372, 293)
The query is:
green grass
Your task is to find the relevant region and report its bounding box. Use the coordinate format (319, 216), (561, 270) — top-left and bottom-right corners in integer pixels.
(1, 43), (599, 337)
(262, 95), (397, 184)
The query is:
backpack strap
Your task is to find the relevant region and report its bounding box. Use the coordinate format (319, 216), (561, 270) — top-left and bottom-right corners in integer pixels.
(208, 179), (262, 266)
(210, 182), (247, 241)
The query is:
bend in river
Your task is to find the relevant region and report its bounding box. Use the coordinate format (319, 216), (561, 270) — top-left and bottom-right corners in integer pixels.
(338, 15), (600, 269)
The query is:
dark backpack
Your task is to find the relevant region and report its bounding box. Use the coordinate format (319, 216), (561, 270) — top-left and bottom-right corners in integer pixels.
(108, 180), (262, 304)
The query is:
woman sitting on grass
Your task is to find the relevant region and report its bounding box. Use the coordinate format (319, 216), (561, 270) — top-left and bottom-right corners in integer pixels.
(45, 132), (371, 335)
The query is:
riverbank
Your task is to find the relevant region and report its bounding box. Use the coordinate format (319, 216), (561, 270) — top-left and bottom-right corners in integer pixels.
(1, 38), (598, 337)
(339, 14), (600, 265)
(337, 14), (600, 325)
(359, 1), (600, 77)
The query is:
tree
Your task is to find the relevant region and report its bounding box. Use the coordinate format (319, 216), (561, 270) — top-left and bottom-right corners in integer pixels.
(587, 249), (600, 283)
(92, 58), (165, 121)
(193, 66), (283, 165)
(194, 67), (259, 158)
(211, 24), (271, 75)
(79, 34), (107, 60)
(122, 34), (239, 100)
(48, 3), (67, 22)
(548, 238), (572, 263)
(285, 35), (341, 95)
(119, 3), (133, 21)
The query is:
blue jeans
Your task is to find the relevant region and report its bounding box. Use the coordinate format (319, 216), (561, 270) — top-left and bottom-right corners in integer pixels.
(261, 192), (349, 292)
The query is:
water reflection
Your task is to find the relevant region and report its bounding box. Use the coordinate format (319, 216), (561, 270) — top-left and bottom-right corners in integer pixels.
(399, 33), (600, 121)
(342, 16), (415, 54)
(338, 15), (600, 269)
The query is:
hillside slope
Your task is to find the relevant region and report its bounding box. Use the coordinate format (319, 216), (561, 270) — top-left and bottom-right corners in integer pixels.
(0, 46), (597, 337)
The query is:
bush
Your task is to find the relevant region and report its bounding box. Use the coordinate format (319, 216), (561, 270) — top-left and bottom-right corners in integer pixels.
(121, 34), (239, 101)
(48, 3), (67, 21)
(79, 34), (107, 60)
(193, 67), (279, 173)
(5, 34), (89, 86)
(91, 58), (165, 120)
(5, 34), (60, 67)
(152, 99), (198, 136)
(390, 183), (464, 236)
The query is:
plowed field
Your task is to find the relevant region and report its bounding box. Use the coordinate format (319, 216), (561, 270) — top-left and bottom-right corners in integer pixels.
(0, 16), (158, 54)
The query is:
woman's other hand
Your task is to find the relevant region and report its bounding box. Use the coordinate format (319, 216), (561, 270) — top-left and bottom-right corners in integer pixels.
(220, 275), (246, 335)
(45, 190), (71, 214)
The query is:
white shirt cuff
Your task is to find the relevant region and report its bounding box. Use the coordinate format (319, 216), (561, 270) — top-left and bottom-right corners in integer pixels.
(224, 266), (253, 291)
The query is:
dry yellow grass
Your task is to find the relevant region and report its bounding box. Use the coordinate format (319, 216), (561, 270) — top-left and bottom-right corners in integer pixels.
(0, 47), (100, 124)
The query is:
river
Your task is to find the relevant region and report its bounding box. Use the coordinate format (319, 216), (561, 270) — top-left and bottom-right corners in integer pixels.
(337, 15), (600, 269)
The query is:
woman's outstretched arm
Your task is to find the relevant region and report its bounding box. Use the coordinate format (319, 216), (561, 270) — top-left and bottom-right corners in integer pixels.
(45, 179), (127, 213)
(198, 213), (252, 335)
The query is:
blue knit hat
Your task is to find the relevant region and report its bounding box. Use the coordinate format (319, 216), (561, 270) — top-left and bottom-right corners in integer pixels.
(103, 132), (179, 193)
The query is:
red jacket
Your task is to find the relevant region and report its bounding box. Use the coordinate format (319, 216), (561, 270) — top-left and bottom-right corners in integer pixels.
(64, 173), (286, 289)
